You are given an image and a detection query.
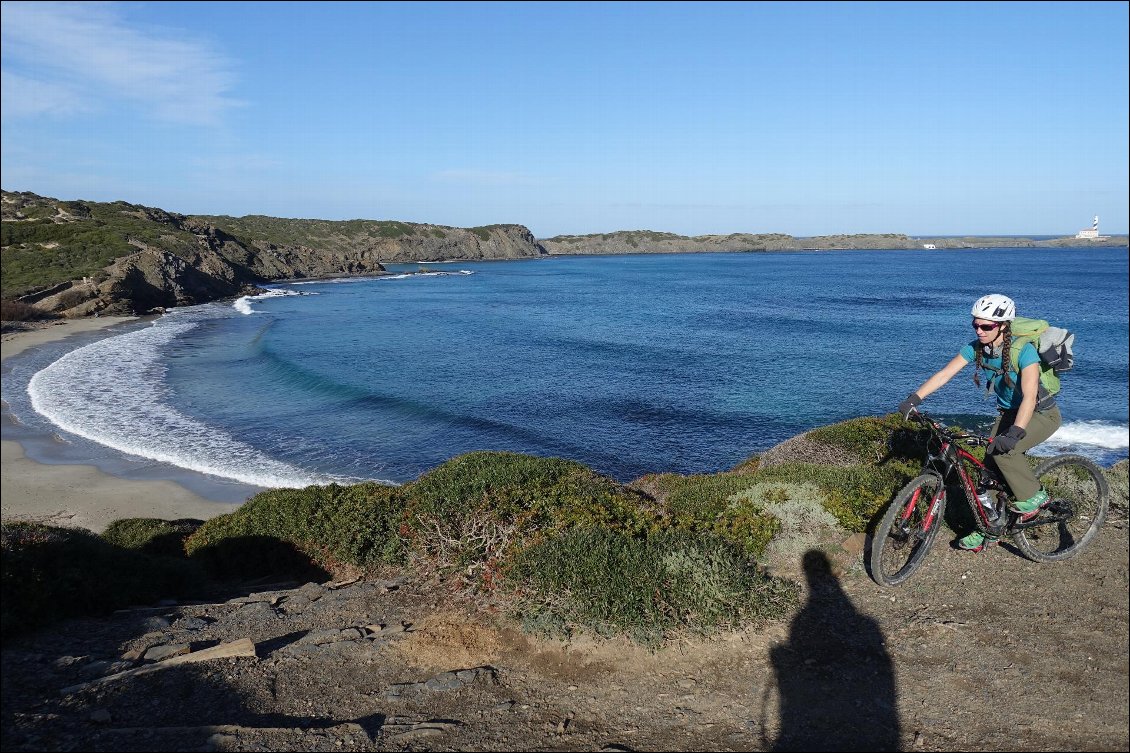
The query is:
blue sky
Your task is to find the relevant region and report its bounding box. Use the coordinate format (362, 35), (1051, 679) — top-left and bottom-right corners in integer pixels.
(2, 1), (1127, 237)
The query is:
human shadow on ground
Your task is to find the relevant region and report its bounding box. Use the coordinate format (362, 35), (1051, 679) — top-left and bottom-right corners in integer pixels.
(768, 549), (901, 751)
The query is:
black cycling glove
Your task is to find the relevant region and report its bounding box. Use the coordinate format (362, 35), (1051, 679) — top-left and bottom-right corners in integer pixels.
(988, 425), (1027, 455)
(897, 393), (922, 419)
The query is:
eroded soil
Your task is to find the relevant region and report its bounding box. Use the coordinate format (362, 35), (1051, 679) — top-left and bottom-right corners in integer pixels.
(2, 522), (1127, 752)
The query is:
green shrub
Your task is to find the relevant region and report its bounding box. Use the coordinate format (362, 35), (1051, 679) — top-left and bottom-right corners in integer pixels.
(375, 221), (413, 239)
(1107, 460), (1128, 515)
(808, 414), (929, 464)
(753, 462), (916, 532)
(185, 482), (406, 578)
(1, 523), (201, 638)
(401, 452), (656, 579)
(638, 472), (781, 557)
(659, 472), (761, 520)
(507, 527), (799, 647)
(101, 518), (203, 558)
(406, 452), (655, 534)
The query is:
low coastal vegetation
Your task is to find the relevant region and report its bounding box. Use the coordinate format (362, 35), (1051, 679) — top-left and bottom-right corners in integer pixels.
(4, 415), (1127, 645)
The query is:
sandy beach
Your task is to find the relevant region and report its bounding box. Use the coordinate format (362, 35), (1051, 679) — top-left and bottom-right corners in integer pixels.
(1, 318), (242, 533)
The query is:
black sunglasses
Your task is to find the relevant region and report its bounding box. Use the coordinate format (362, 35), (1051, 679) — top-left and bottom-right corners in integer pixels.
(972, 322), (1002, 332)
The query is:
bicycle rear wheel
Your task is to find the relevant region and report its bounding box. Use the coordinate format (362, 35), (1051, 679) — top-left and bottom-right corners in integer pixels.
(869, 473), (946, 586)
(1013, 454), (1109, 562)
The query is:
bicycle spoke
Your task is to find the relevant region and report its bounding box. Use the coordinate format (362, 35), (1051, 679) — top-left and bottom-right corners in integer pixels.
(870, 473), (944, 586)
(1013, 456), (1109, 562)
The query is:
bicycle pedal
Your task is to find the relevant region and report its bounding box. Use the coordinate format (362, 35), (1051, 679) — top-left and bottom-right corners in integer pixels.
(1013, 502), (1052, 523)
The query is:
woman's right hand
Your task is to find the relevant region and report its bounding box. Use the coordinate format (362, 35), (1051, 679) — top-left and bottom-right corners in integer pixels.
(898, 393), (922, 418)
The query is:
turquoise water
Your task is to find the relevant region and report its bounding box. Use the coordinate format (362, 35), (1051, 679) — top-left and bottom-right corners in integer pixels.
(7, 247), (1128, 491)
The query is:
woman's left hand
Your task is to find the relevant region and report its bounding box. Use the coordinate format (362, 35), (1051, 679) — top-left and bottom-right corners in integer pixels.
(989, 425), (1027, 454)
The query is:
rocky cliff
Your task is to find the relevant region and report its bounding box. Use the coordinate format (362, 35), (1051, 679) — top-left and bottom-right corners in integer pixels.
(1, 192), (547, 317)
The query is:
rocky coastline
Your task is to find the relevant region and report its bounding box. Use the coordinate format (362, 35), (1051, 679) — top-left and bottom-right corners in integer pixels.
(3, 190), (1126, 319)
(1, 191), (548, 318)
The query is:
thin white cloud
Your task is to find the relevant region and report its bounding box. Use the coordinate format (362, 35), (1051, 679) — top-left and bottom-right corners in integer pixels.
(431, 169), (545, 188)
(0, 1), (239, 125)
(0, 70), (89, 118)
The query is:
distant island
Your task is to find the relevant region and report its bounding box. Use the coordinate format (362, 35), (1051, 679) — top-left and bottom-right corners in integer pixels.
(539, 229), (1130, 254)
(2, 190), (1126, 319)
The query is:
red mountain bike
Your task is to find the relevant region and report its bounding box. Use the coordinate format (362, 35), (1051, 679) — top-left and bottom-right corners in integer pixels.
(869, 410), (1109, 587)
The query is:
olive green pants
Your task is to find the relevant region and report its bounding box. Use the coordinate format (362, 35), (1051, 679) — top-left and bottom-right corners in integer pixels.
(986, 406), (1062, 502)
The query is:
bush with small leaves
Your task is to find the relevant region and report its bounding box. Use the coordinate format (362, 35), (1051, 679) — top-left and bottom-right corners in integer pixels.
(101, 518), (203, 558)
(507, 527), (799, 647)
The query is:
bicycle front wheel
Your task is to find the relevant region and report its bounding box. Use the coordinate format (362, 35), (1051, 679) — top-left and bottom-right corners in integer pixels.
(869, 473), (946, 587)
(1013, 454), (1109, 562)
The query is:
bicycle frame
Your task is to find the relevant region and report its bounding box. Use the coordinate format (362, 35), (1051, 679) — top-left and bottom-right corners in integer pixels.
(910, 412), (1006, 535)
(908, 410), (1067, 536)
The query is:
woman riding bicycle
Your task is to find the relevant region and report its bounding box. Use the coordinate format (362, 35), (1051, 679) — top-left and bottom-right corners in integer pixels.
(897, 294), (1062, 552)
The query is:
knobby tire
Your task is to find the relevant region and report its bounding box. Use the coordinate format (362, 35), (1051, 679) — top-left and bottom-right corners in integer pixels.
(870, 472), (946, 587)
(1013, 454), (1109, 562)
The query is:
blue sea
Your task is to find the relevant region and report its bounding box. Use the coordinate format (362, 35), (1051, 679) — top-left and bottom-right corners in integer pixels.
(3, 247), (1128, 501)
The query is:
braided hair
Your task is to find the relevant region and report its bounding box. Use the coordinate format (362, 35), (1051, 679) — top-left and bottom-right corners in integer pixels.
(972, 322), (1013, 389)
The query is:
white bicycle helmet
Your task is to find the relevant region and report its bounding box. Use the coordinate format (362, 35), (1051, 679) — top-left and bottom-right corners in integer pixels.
(971, 294), (1016, 322)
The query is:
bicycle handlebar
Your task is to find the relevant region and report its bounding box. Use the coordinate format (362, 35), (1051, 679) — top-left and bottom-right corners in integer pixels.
(906, 408), (991, 447)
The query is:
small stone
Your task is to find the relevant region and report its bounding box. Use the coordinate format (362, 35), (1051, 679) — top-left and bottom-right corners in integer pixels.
(298, 582), (327, 602)
(90, 709), (112, 724)
(79, 660), (114, 678)
(425, 672), (463, 691)
(143, 643), (191, 662)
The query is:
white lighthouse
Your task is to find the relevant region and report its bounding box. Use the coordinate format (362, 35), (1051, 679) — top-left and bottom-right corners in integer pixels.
(1075, 215), (1106, 240)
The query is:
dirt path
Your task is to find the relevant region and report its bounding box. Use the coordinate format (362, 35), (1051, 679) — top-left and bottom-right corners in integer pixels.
(2, 522), (1126, 752)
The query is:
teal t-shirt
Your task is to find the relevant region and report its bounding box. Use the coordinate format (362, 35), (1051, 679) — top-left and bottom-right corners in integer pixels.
(959, 340), (1041, 410)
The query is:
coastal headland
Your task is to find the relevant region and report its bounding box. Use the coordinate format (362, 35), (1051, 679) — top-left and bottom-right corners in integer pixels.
(4, 189), (1126, 320)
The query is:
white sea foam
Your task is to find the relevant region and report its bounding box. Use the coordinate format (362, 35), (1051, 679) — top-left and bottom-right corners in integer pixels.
(27, 309), (345, 488)
(378, 270), (474, 280)
(289, 275), (383, 286)
(287, 270), (474, 285)
(233, 288), (303, 315)
(1041, 420), (1129, 452)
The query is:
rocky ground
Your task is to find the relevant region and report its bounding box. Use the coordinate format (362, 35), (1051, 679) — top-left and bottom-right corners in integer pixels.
(2, 516), (1127, 752)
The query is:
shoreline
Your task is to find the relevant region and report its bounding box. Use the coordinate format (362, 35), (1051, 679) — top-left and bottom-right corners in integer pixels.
(1, 318), (243, 533)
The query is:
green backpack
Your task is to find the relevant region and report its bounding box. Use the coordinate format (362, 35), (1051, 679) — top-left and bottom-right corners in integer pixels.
(982, 316), (1075, 396)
